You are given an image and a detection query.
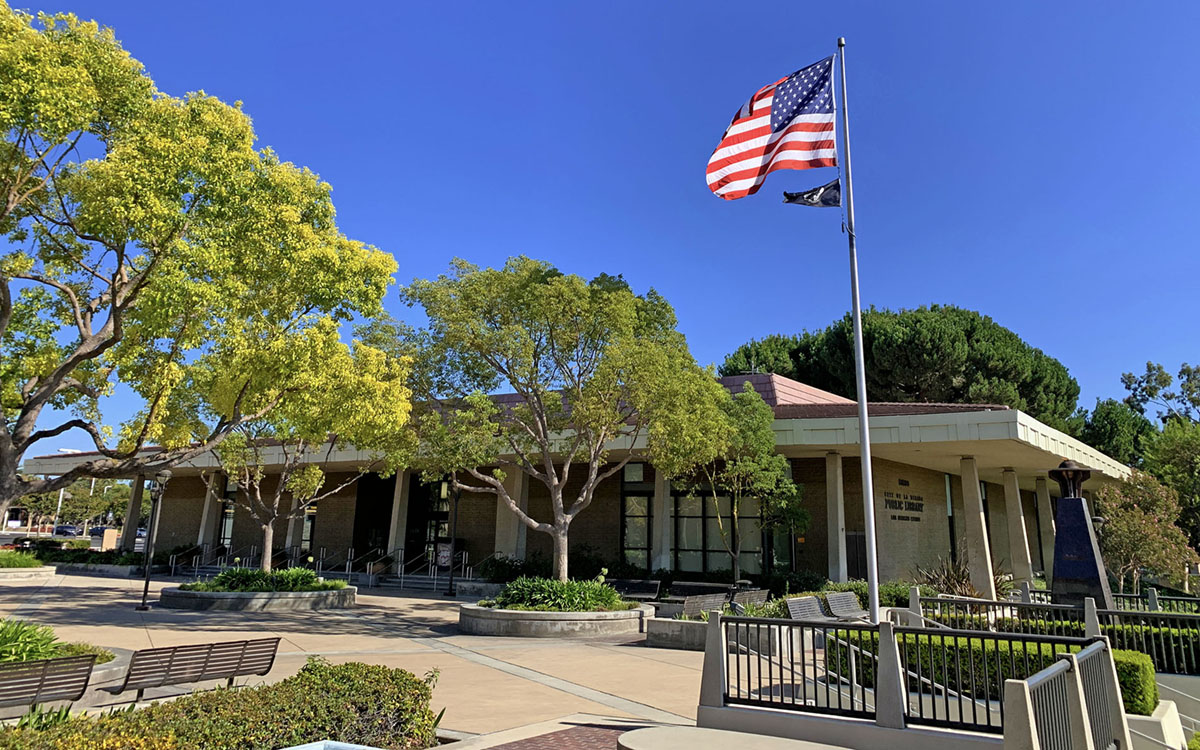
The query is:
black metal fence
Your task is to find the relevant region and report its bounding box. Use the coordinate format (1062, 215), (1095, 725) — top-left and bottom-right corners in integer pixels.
(721, 616), (878, 719)
(918, 597), (1084, 636)
(892, 626), (1095, 733)
(1098, 608), (1200, 674)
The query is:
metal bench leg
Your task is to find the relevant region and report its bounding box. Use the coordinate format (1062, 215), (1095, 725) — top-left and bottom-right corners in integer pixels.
(227, 676), (234, 689)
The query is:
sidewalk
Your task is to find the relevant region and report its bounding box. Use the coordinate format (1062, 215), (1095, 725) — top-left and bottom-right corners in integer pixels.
(0, 573), (703, 736)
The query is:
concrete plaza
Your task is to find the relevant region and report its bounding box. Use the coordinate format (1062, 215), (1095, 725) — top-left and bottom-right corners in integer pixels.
(0, 573), (701, 738)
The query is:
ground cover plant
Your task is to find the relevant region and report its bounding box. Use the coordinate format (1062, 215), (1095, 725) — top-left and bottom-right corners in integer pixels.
(180, 567), (345, 593)
(0, 550), (42, 568)
(0, 659), (439, 750)
(0, 619), (114, 664)
(482, 576), (634, 612)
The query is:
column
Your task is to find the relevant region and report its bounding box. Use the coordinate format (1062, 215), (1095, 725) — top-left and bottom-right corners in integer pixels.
(493, 470), (528, 558)
(385, 470), (411, 556)
(959, 457), (996, 599)
(119, 474), (145, 552)
(826, 452), (848, 582)
(1003, 469), (1034, 584)
(283, 494), (305, 550)
(1036, 477), (1055, 585)
(195, 473), (222, 547)
(651, 469), (672, 571)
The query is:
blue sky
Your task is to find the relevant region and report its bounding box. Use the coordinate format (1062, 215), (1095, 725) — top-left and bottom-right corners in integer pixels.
(27, 1), (1200, 452)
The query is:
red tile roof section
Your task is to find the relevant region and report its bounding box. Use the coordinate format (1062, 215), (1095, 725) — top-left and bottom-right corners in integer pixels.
(717, 373), (854, 406)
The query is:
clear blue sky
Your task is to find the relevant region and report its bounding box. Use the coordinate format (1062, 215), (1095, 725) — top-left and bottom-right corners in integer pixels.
(28, 1), (1200, 452)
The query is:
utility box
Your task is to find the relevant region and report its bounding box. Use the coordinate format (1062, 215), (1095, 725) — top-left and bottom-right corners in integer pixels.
(99, 528), (119, 551)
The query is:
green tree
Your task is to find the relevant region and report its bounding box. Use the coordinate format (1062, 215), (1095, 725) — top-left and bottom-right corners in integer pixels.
(205, 322), (414, 571)
(0, 6), (396, 515)
(682, 382), (808, 581)
(1094, 471), (1198, 593)
(1080, 399), (1156, 467)
(1143, 419), (1200, 547)
(1123, 362), (1199, 424)
(720, 306), (1081, 431)
(399, 257), (729, 581)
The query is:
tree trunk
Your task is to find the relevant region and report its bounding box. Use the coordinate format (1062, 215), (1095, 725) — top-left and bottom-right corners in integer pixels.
(261, 522), (275, 573)
(730, 510), (742, 582)
(552, 526), (569, 582)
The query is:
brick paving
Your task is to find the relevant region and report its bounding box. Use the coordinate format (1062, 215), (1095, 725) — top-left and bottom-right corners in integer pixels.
(486, 723), (649, 750)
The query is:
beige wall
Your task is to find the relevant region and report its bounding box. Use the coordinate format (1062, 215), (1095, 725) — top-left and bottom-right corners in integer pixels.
(870, 458), (955, 581)
(156, 476), (209, 550)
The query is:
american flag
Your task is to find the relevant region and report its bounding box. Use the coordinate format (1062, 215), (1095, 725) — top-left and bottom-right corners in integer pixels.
(706, 56), (837, 200)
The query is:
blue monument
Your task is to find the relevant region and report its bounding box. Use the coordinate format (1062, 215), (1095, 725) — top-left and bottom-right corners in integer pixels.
(1049, 460), (1115, 608)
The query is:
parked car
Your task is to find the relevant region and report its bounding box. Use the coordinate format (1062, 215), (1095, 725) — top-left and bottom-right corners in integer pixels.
(53, 525), (79, 537)
(89, 526), (110, 537)
(136, 528), (147, 538)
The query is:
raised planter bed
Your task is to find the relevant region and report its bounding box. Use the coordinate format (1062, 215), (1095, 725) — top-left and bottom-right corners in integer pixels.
(0, 566), (55, 581)
(53, 563), (142, 577)
(159, 586), (356, 612)
(454, 580), (503, 598)
(458, 602), (653, 637)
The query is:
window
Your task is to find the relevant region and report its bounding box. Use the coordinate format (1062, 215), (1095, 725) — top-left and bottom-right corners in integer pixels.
(620, 464), (653, 571)
(673, 491), (763, 574)
(215, 476), (237, 549)
(299, 505), (317, 553)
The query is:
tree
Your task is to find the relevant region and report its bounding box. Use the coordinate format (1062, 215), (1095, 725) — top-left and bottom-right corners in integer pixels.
(1080, 399), (1156, 467)
(682, 383), (808, 581)
(1093, 471), (1198, 593)
(399, 257), (729, 581)
(203, 322), (413, 572)
(0, 6), (396, 515)
(1143, 419), (1200, 547)
(1123, 362), (1199, 424)
(720, 306), (1081, 432)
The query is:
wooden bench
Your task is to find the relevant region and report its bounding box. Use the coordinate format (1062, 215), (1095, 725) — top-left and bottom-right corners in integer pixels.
(825, 591), (869, 621)
(785, 595), (837, 623)
(102, 637), (281, 701)
(0, 654), (96, 709)
(609, 579), (661, 602)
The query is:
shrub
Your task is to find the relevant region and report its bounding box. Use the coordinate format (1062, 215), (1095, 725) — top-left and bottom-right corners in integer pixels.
(180, 567), (346, 593)
(0, 620), (58, 662)
(0, 659), (437, 750)
(1114, 649), (1158, 715)
(490, 576), (629, 612)
(55, 641), (116, 664)
(0, 551), (42, 568)
(1189, 731), (1200, 750)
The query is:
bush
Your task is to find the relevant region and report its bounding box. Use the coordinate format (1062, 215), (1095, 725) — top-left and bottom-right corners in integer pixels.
(1114, 649), (1158, 715)
(0, 620), (58, 662)
(55, 641), (116, 664)
(490, 576), (630, 611)
(0, 659), (438, 750)
(0, 551), (43, 568)
(180, 567), (345, 593)
(1189, 731), (1200, 750)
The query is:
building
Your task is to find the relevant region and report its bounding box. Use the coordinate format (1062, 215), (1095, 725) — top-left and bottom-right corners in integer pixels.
(22, 374), (1129, 588)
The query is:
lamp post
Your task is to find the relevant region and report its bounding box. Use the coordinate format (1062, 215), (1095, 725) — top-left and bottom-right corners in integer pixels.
(135, 469), (171, 612)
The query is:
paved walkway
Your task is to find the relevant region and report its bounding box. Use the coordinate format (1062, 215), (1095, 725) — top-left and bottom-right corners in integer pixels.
(0, 574), (703, 736)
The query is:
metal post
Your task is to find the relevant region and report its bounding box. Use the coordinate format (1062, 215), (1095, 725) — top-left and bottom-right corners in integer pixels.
(136, 470), (171, 611)
(445, 486), (461, 596)
(838, 37), (880, 623)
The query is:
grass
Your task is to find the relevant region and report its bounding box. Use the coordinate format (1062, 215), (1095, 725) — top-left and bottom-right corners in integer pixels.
(0, 550), (43, 568)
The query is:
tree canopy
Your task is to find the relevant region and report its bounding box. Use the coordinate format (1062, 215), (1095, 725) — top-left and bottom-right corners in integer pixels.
(1079, 398), (1156, 468)
(0, 5), (396, 511)
(396, 257), (729, 580)
(720, 305), (1081, 432)
(1093, 471), (1198, 592)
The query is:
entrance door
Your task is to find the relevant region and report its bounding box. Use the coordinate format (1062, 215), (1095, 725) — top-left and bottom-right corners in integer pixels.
(846, 531), (868, 580)
(352, 473), (396, 556)
(403, 476), (451, 573)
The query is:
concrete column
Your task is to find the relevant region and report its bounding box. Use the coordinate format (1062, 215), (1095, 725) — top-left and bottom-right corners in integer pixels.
(826, 452), (848, 583)
(195, 474), (221, 547)
(1036, 478), (1055, 584)
(493, 470), (528, 558)
(119, 475), (145, 552)
(283, 494), (305, 550)
(959, 458), (996, 599)
(385, 470), (411, 556)
(1003, 469), (1034, 585)
(650, 469), (672, 571)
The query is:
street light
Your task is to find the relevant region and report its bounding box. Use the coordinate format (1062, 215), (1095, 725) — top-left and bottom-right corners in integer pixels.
(135, 469), (172, 611)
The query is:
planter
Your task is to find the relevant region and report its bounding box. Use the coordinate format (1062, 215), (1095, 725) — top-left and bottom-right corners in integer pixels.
(646, 617), (789, 655)
(454, 580), (503, 598)
(458, 602), (653, 637)
(1129, 701), (1187, 750)
(159, 586), (356, 612)
(0, 566), (54, 581)
(53, 563), (141, 577)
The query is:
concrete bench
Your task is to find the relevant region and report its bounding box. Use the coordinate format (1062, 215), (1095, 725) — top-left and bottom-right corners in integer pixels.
(0, 654), (97, 709)
(609, 579), (661, 601)
(102, 637), (281, 701)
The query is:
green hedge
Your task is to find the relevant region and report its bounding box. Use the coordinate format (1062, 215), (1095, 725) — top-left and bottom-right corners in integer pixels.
(0, 659), (438, 750)
(180, 567), (345, 593)
(0, 551), (43, 568)
(826, 632), (1155, 716)
(487, 576), (631, 612)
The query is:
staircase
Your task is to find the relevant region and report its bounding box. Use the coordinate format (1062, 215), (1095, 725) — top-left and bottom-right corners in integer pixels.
(374, 573), (481, 592)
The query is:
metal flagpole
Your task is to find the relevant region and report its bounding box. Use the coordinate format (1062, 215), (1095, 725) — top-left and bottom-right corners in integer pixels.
(837, 37), (881, 623)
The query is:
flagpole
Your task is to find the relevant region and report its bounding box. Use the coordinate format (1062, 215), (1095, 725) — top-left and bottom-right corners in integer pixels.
(837, 37), (880, 623)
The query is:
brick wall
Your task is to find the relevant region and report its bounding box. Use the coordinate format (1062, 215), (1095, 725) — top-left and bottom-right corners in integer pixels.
(156, 476), (209, 550)
(523, 466), (621, 564)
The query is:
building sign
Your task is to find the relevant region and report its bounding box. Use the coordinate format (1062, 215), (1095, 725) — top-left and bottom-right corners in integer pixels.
(884, 479), (925, 523)
(436, 543), (453, 568)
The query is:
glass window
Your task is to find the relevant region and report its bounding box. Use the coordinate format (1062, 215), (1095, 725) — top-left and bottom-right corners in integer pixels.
(620, 478), (652, 571)
(672, 490), (765, 574)
(625, 516), (648, 548)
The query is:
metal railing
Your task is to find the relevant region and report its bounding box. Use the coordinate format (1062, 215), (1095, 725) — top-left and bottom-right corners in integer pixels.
(918, 596), (1085, 636)
(1027, 658), (1075, 750)
(1076, 642), (1119, 750)
(167, 544), (206, 576)
(1013, 640), (1128, 750)
(722, 616), (878, 720)
(893, 625), (1095, 733)
(1097, 607), (1200, 675)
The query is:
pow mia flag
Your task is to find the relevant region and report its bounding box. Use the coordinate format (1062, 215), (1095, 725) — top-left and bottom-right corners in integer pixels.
(783, 178), (840, 207)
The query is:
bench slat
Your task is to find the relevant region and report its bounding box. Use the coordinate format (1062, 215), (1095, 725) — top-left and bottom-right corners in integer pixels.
(0, 655), (96, 708)
(106, 638), (281, 696)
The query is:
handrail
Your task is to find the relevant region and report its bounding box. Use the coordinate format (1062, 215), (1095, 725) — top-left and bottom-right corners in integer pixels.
(168, 544), (205, 576)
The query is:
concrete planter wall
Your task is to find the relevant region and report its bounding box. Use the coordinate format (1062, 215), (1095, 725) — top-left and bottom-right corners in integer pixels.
(458, 602), (652, 637)
(0, 566), (54, 581)
(454, 581), (503, 598)
(160, 586), (356, 611)
(1128, 701), (1187, 750)
(53, 563), (141, 577)
(646, 617), (787, 654)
